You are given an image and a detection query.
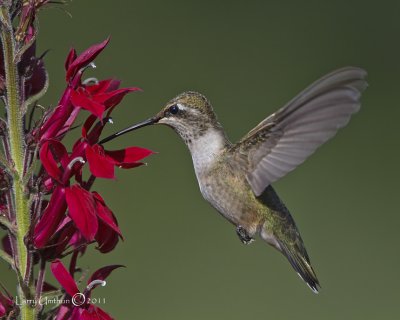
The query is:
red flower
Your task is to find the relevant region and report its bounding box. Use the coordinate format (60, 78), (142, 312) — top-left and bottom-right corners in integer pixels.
(34, 186), (68, 248)
(15, 0), (52, 43)
(34, 141), (125, 250)
(36, 38), (140, 142)
(51, 260), (122, 320)
(92, 192), (122, 253)
(34, 182), (122, 250)
(66, 39), (109, 82)
(80, 113), (153, 179)
(86, 144), (152, 179)
(0, 288), (13, 318)
(66, 185), (98, 241)
(70, 78), (140, 120)
(40, 217), (85, 260)
(33, 39), (152, 252)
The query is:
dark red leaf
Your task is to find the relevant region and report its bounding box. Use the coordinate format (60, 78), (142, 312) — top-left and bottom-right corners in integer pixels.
(65, 185), (98, 241)
(25, 58), (47, 99)
(1, 236), (11, 256)
(50, 260), (80, 297)
(41, 281), (58, 292)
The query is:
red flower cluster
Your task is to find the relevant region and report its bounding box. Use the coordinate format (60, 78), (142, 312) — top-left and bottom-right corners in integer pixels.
(1, 38), (152, 319)
(33, 39), (153, 252)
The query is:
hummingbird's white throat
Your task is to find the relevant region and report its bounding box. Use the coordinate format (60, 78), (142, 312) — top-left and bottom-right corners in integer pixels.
(187, 128), (227, 176)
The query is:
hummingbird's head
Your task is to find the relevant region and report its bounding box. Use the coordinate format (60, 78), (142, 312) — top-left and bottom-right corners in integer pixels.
(99, 92), (224, 145)
(155, 91), (222, 141)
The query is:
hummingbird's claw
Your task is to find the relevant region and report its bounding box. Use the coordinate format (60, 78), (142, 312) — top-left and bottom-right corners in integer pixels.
(236, 226), (254, 245)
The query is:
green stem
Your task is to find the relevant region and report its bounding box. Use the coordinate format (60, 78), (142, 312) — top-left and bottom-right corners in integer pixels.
(0, 5), (35, 320)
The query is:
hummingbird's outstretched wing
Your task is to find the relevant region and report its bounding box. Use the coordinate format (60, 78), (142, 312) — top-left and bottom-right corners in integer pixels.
(232, 67), (367, 196)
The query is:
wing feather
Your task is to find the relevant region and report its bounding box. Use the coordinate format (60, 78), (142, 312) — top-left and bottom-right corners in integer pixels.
(232, 67), (367, 196)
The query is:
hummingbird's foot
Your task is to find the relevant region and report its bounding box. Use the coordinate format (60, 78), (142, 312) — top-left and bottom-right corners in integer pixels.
(236, 226), (254, 245)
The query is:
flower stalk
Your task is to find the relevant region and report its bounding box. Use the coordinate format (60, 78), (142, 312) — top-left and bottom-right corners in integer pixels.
(0, 3), (35, 320)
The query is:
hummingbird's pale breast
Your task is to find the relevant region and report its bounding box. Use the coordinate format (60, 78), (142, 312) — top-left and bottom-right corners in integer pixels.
(186, 128), (227, 177)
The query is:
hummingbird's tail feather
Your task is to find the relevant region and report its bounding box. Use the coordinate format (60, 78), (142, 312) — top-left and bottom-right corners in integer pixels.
(278, 240), (320, 294)
(257, 186), (320, 293)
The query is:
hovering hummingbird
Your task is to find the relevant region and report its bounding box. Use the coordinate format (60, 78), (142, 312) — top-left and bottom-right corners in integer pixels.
(101, 67), (367, 293)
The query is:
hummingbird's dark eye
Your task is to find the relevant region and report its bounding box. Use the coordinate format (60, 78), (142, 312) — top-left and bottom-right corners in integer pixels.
(169, 104), (180, 115)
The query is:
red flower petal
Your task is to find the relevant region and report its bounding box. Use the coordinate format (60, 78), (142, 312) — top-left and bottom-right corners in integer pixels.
(93, 87), (141, 109)
(0, 292), (14, 319)
(66, 38), (109, 81)
(105, 146), (154, 164)
(81, 305), (113, 320)
(117, 162), (144, 169)
(65, 185), (98, 241)
(0, 302), (6, 317)
(88, 265), (124, 285)
(92, 192), (122, 236)
(50, 260), (80, 297)
(65, 48), (77, 71)
(84, 79), (121, 95)
(39, 140), (69, 182)
(56, 103), (81, 139)
(85, 145), (115, 179)
(42, 220), (76, 260)
(84, 116), (109, 145)
(82, 115), (97, 139)
(0, 289), (13, 318)
(71, 90), (105, 119)
(56, 305), (73, 320)
(95, 221), (120, 253)
(34, 186), (67, 248)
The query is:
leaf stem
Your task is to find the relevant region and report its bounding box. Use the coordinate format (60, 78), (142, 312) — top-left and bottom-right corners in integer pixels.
(0, 248), (13, 267)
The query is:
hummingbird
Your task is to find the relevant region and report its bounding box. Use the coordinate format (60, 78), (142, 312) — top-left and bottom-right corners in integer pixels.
(100, 67), (367, 293)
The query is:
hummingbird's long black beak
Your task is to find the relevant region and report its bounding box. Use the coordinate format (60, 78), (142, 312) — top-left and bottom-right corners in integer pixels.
(99, 116), (160, 144)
